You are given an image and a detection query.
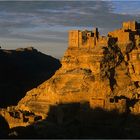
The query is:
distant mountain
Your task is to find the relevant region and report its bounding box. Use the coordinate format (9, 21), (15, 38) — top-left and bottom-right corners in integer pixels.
(0, 47), (61, 107)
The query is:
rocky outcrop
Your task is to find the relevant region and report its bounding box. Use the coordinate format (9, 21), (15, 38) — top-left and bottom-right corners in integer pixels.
(1, 21), (140, 131)
(0, 47), (61, 107)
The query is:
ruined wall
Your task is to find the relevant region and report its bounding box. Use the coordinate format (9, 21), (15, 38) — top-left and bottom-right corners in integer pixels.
(108, 29), (130, 45)
(68, 27), (110, 50)
(68, 30), (79, 48)
(108, 21), (140, 48)
(97, 36), (108, 47)
(68, 29), (99, 49)
(122, 21), (137, 31)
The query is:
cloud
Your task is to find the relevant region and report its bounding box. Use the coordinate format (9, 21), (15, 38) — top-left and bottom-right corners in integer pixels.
(0, 1), (139, 29)
(110, 1), (140, 15)
(0, 1), (140, 58)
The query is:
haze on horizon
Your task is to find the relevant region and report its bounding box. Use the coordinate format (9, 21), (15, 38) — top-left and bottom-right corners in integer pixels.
(0, 1), (140, 58)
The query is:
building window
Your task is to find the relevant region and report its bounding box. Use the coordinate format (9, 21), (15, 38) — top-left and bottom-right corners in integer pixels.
(110, 98), (114, 103)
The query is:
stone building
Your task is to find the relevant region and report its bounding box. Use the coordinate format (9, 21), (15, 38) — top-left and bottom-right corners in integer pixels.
(68, 28), (99, 48)
(69, 21), (140, 50)
(108, 21), (140, 47)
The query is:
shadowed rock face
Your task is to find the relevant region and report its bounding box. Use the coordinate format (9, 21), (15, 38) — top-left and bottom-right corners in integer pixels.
(0, 47), (61, 107)
(7, 104), (140, 139)
(0, 115), (9, 138)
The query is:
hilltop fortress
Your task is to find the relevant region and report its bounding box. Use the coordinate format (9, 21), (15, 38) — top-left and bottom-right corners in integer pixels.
(69, 21), (140, 48)
(68, 21), (140, 81)
(1, 21), (140, 129)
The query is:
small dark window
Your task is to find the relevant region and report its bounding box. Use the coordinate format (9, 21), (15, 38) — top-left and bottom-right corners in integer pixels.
(115, 98), (118, 103)
(110, 98), (114, 103)
(34, 116), (42, 121)
(87, 33), (91, 37)
(91, 33), (94, 37)
(23, 117), (29, 122)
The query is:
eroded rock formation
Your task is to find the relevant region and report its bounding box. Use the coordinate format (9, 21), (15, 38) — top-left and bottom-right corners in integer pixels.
(1, 21), (140, 131)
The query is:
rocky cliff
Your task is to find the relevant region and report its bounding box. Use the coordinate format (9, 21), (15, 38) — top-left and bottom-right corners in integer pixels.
(1, 21), (140, 137)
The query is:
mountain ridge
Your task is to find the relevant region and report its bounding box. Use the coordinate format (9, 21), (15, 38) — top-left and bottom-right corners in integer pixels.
(0, 47), (61, 107)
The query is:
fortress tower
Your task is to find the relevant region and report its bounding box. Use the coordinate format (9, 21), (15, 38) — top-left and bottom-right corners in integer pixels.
(68, 28), (99, 49)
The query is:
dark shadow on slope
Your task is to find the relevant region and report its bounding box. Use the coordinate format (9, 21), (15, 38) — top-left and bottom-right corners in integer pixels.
(108, 68), (116, 91)
(0, 115), (10, 138)
(9, 102), (140, 139)
(0, 47), (61, 107)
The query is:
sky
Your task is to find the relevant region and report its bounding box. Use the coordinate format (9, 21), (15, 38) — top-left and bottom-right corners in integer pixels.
(0, 1), (140, 58)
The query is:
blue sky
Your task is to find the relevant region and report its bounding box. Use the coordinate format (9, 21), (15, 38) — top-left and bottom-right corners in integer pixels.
(0, 1), (140, 58)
